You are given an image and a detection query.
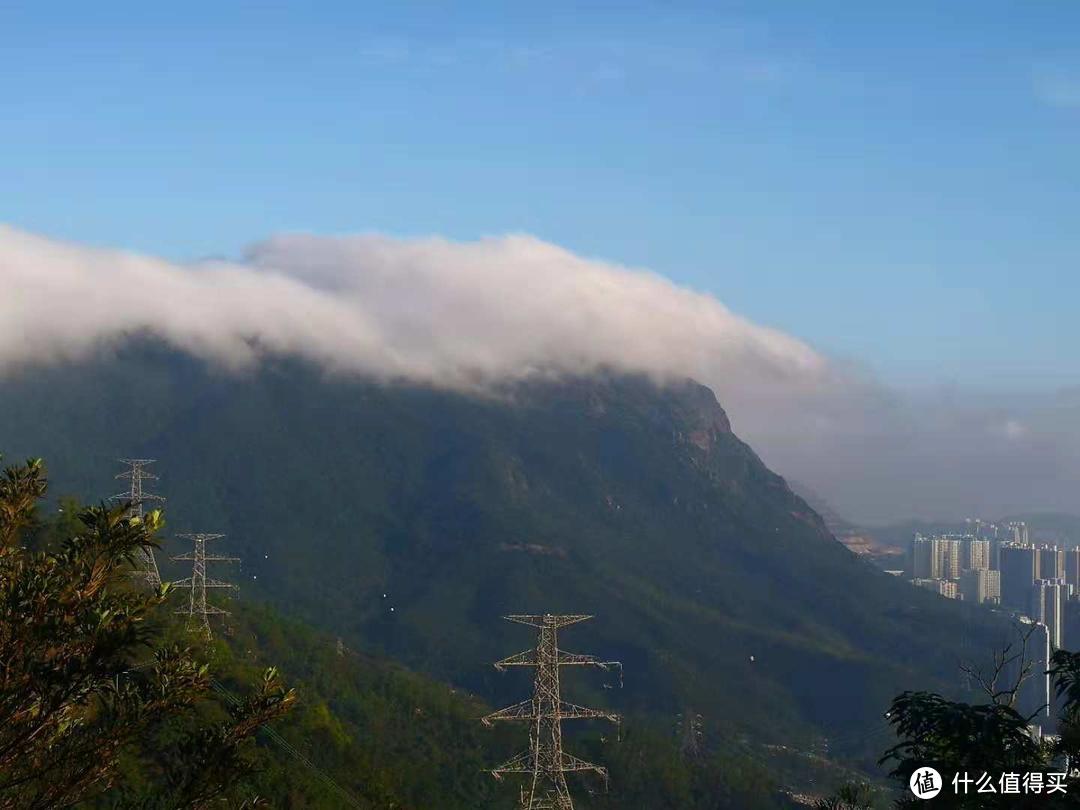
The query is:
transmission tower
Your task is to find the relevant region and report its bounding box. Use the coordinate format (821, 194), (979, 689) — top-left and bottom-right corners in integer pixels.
(112, 458), (164, 588)
(170, 533), (239, 638)
(676, 709), (704, 761)
(483, 614), (621, 810)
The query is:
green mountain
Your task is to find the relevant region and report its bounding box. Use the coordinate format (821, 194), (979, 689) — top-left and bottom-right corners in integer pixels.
(127, 600), (795, 809)
(94, 600), (517, 809)
(25, 502), (797, 808)
(0, 341), (1010, 788)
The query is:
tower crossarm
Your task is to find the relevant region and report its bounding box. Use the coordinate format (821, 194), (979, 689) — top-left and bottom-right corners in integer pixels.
(115, 459), (158, 474)
(504, 614), (593, 629)
(176, 604), (228, 616)
(204, 578), (238, 589)
(495, 649), (614, 670)
(494, 649), (537, 670)
(557, 650), (616, 668)
(556, 700), (619, 723)
(559, 752), (608, 776)
(111, 491), (165, 504)
(171, 555), (237, 565)
(481, 699), (535, 726)
(524, 797), (566, 810)
(490, 750), (534, 778)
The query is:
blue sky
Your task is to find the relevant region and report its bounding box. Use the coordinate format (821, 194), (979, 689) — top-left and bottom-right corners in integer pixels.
(3, 1), (1078, 390)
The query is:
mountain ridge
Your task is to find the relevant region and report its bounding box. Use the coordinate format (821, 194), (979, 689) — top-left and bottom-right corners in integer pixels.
(0, 340), (1011, 771)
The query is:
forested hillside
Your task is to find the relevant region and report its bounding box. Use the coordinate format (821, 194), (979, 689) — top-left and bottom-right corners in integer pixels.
(138, 602), (804, 809)
(0, 341), (1014, 790)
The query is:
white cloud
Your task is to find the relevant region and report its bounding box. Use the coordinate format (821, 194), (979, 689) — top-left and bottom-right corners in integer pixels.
(3, 225), (1078, 524)
(998, 419), (1030, 441)
(0, 226), (825, 391)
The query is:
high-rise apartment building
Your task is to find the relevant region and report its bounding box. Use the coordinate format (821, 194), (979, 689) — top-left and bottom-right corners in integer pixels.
(1000, 544), (1039, 610)
(960, 568), (1000, 605)
(914, 578), (959, 599)
(1065, 547), (1080, 591)
(1011, 522), (1030, 545)
(1066, 600), (1080, 655)
(912, 535), (964, 580)
(1039, 546), (1064, 581)
(913, 533), (1008, 584)
(987, 569), (1001, 602)
(964, 539), (991, 571)
(1031, 579), (1066, 650)
(912, 535), (934, 579)
(939, 538), (961, 580)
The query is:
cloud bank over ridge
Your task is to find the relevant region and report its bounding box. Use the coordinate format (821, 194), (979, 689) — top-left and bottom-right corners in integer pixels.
(2, 225), (1077, 523)
(0, 225), (837, 416)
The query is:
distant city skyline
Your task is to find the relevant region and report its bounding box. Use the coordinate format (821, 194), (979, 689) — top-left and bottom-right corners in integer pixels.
(905, 525), (1075, 723)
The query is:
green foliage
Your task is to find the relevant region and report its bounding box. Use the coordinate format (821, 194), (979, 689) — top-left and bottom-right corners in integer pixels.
(880, 691), (1046, 807)
(171, 602), (801, 809)
(0, 456), (295, 809)
(0, 453), (816, 808)
(877, 650), (1080, 807)
(0, 456), (46, 547)
(582, 724), (784, 809)
(0, 345), (1015, 763)
(814, 782), (879, 809)
(194, 603), (517, 808)
(1051, 650), (1080, 769)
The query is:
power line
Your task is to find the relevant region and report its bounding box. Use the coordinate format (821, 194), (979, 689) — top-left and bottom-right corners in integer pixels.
(209, 679), (365, 809)
(124, 664), (365, 806)
(483, 614), (621, 810)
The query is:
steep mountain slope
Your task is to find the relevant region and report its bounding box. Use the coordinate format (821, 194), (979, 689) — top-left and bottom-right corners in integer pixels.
(0, 341), (1009, 764)
(789, 482), (906, 568)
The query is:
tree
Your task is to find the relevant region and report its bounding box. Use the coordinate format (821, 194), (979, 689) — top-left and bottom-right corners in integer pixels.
(814, 782), (878, 809)
(879, 631), (1080, 808)
(1049, 648), (1080, 801)
(0, 456), (295, 809)
(880, 691), (1047, 808)
(958, 620), (1043, 709)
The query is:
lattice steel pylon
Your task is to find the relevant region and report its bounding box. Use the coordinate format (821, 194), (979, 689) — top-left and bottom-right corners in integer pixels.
(170, 533), (239, 638)
(482, 614), (621, 810)
(676, 708), (704, 761)
(112, 459), (164, 588)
